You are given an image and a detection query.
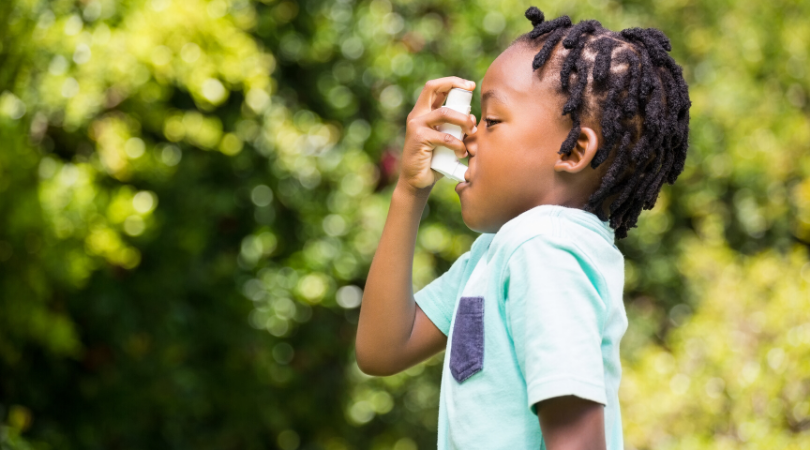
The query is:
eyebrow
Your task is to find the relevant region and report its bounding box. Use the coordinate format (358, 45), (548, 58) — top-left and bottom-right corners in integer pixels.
(482, 89), (508, 106)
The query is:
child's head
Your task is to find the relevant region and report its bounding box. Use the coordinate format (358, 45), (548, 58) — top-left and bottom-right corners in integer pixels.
(456, 6), (691, 239)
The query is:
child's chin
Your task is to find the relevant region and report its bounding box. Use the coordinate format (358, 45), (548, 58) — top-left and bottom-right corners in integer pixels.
(460, 207), (484, 233)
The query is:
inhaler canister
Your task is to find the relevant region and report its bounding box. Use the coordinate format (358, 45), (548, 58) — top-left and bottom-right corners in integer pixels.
(430, 87), (472, 182)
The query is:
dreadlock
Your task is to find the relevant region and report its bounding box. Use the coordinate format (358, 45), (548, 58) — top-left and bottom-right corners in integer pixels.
(513, 6), (691, 240)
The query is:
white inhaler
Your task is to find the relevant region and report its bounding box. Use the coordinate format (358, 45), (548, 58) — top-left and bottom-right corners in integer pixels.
(430, 87), (472, 182)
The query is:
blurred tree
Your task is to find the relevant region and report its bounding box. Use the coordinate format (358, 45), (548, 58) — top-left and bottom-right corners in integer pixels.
(622, 238), (810, 449)
(0, 0), (808, 449)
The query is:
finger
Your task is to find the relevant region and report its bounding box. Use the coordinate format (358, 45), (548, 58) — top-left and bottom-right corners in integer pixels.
(412, 77), (476, 117)
(423, 128), (468, 159)
(430, 90), (450, 110)
(422, 106), (477, 136)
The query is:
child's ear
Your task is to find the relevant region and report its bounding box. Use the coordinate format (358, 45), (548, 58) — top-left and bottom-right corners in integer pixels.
(553, 126), (599, 174)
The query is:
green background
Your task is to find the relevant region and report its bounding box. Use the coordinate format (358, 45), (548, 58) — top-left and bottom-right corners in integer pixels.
(1, 0), (808, 449)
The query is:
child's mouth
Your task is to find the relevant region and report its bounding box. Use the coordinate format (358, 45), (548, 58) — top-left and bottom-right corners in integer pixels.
(454, 173), (471, 194)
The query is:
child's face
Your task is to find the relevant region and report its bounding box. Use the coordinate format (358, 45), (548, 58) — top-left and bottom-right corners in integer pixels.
(456, 44), (606, 233)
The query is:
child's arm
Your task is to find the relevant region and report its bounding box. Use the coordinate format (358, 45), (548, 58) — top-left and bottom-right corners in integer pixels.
(537, 396), (606, 450)
(355, 77), (477, 376)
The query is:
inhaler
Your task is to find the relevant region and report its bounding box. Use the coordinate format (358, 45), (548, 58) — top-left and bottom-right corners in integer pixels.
(430, 87), (472, 182)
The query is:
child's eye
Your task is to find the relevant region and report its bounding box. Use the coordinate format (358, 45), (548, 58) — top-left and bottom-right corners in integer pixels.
(484, 118), (500, 127)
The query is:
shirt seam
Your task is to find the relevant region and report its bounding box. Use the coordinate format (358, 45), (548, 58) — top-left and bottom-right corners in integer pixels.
(540, 214), (611, 336)
(527, 377), (608, 409)
(551, 216), (612, 336)
(528, 375), (606, 389)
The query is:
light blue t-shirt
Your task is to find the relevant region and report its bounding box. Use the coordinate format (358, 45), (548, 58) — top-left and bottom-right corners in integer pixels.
(414, 204), (628, 449)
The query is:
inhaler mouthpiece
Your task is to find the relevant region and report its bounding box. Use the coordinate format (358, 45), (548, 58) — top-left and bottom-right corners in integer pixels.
(430, 87), (472, 183)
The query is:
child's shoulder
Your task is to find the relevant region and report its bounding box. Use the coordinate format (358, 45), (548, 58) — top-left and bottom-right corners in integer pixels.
(488, 205), (617, 266)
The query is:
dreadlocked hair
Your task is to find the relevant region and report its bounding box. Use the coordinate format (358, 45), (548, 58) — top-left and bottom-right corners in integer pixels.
(513, 6), (691, 240)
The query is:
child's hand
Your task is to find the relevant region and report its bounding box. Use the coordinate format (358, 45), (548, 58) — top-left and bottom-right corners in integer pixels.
(399, 77), (477, 195)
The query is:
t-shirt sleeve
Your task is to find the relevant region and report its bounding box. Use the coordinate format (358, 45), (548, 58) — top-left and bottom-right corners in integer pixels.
(413, 251), (472, 336)
(504, 235), (608, 414)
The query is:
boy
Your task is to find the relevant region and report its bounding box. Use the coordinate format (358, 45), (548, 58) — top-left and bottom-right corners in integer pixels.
(356, 6), (690, 449)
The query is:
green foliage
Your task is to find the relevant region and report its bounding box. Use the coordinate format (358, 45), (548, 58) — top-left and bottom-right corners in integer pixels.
(0, 0), (808, 449)
(622, 240), (810, 449)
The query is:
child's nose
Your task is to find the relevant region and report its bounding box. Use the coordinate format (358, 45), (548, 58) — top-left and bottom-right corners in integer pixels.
(463, 134), (477, 156)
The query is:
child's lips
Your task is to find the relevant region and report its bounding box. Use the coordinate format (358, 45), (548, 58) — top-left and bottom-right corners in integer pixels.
(455, 172), (471, 193)
(456, 156), (473, 193)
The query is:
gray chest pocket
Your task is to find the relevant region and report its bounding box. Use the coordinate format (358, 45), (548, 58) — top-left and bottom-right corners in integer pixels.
(450, 296), (485, 383)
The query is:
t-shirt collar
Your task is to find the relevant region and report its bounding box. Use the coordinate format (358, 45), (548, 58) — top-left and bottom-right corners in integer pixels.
(486, 204), (615, 255)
